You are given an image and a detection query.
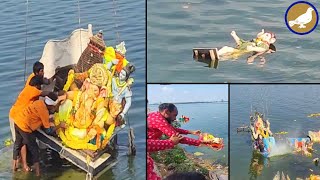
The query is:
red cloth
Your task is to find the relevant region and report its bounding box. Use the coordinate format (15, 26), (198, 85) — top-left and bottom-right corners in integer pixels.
(148, 139), (174, 152)
(147, 153), (161, 180)
(147, 139), (174, 180)
(147, 112), (201, 146)
(115, 53), (124, 73)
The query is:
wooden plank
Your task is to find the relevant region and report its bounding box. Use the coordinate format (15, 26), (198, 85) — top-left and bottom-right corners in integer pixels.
(193, 48), (219, 69)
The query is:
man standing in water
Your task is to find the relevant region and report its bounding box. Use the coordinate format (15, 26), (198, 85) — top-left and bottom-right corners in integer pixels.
(12, 92), (66, 176)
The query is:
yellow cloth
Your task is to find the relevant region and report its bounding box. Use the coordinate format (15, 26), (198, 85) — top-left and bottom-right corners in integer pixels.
(104, 46), (116, 64)
(103, 46), (129, 71)
(63, 70), (75, 91)
(58, 99), (73, 124)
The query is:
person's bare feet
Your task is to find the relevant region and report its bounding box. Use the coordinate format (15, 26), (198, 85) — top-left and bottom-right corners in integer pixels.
(23, 165), (31, 172)
(12, 160), (18, 171)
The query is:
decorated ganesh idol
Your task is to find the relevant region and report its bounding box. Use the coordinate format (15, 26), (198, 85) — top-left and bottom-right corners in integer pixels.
(54, 61), (134, 151)
(199, 133), (224, 151)
(53, 63), (115, 151)
(51, 34), (136, 152)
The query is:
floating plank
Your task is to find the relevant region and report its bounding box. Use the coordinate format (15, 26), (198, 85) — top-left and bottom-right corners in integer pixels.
(236, 126), (250, 132)
(193, 48), (220, 69)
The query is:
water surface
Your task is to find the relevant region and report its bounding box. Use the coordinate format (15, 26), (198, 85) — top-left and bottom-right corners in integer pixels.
(147, 0), (320, 83)
(230, 85), (320, 180)
(0, 0), (145, 179)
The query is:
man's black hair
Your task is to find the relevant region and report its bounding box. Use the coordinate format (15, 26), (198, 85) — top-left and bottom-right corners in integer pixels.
(158, 103), (177, 112)
(29, 75), (44, 87)
(164, 172), (206, 180)
(33, 61), (44, 74)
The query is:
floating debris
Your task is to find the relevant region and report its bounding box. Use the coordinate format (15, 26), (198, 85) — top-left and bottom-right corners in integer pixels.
(274, 131), (288, 135)
(3, 138), (13, 147)
(273, 171), (291, 180)
(182, 3), (191, 9)
(273, 171), (280, 180)
(310, 174), (320, 180)
(308, 113), (320, 118)
(308, 131), (320, 143)
(236, 126), (250, 132)
(194, 152), (204, 156)
(178, 115), (190, 123)
(314, 158), (319, 166)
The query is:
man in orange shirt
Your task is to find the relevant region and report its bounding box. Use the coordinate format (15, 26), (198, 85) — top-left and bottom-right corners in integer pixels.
(25, 61), (55, 86)
(10, 76), (52, 139)
(11, 61), (57, 141)
(12, 92), (66, 176)
(9, 76), (54, 172)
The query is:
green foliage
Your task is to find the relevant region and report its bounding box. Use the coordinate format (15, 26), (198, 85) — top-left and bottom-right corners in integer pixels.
(197, 166), (209, 175)
(163, 147), (186, 165)
(150, 152), (162, 162)
(150, 146), (209, 177)
(151, 146), (186, 164)
(171, 121), (181, 128)
(160, 134), (168, 140)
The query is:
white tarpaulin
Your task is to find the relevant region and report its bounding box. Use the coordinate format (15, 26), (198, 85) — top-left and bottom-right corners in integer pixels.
(39, 24), (94, 78)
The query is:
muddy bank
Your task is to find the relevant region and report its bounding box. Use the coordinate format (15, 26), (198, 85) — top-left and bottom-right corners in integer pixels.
(150, 146), (228, 179)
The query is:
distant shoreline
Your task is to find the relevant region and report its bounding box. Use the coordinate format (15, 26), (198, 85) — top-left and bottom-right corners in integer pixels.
(149, 101), (228, 105)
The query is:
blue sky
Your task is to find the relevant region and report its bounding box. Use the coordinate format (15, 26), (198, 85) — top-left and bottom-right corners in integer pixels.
(147, 84), (228, 104)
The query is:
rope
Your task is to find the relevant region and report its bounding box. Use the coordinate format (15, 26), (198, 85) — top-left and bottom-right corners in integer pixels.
(110, 0), (134, 155)
(77, 0), (83, 58)
(76, 0), (87, 126)
(24, 0), (29, 83)
(112, 0), (121, 43)
(85, 155), (92, 180)
(59, 146), (66, 157)
(266, 101), (269, 120)
(86, 172), (92, 180)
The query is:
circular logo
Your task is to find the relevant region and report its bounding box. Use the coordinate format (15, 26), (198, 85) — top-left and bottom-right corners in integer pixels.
(285, 1), (319, 35)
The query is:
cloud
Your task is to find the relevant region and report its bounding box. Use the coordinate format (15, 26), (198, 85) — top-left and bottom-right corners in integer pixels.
(161, 86), (173, 93)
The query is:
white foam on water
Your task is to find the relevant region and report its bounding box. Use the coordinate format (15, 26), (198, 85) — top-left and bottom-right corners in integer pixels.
(269, 142), (292, 157)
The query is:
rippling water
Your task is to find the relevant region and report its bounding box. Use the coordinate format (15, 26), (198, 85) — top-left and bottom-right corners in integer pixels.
(147, 0), (320, 83)
(230, 85), (320, 180)
(0, 0), (145, 179)
(149, 103), (228, 166)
